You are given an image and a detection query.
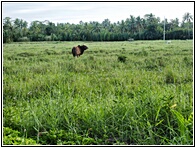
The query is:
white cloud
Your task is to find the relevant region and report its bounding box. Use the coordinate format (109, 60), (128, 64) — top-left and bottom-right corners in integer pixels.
(2, 2), (194, 25)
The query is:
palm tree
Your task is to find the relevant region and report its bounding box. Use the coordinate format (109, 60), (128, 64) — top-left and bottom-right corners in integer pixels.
(183, 12), (193, 23)
(136, 16), (143, 39)
(22, 21), (28, 36)
(120, 20), (126, 33)
(182, 12), (193, 39)
(144, 13), (156, 24)
(130, 15), (136, 35)
(171, 18), (179, 27)
(92, 21), (101, 33)
(3, 17), (13, 42)
(29, 21), (43, 41)
(13, 18), (25, 40)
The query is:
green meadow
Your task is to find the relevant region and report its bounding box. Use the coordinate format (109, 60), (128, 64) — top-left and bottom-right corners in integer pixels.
(3, 40), (193, 145)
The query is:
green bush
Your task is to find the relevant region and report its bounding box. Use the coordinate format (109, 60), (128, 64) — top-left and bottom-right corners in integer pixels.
(118, 55), (127, 63)
(3, 127), (37, 145)
(38, 129), (98, 145)
(165, 70), (178, 84)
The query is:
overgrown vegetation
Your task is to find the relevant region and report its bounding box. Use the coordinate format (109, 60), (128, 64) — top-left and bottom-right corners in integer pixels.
(3, 127), (37, 145)
(3, 12), (193, 43)
(3, 40), (193, 145)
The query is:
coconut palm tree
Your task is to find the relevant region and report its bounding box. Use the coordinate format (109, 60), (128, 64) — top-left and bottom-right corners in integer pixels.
(136, 16), (144, 39)
(183, 12), (193, 23)
(182, 12), (193, 39)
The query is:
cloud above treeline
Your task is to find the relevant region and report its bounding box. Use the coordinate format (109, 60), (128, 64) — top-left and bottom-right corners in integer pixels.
(3, 2), (194, 24)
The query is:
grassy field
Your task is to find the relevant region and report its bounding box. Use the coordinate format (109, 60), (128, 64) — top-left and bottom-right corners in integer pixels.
(3, 40), (193, 145)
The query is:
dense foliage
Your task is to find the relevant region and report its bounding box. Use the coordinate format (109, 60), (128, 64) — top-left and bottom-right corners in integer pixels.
(3, 12), (193, 43)
(3, 41), (193, 145)
(3, 127), (37, 145)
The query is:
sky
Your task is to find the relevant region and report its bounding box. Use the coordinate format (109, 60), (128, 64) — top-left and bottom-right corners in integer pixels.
(2, 2), (194, 25)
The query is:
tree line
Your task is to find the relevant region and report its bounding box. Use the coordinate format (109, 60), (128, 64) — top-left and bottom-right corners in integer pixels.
(3, 12), (193, 43)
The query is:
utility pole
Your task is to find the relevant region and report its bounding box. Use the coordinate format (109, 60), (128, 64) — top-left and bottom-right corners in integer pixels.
(163, 16), (165, 41)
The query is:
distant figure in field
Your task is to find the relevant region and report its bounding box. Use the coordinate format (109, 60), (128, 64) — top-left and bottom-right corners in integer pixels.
(72, 45), (88, 57)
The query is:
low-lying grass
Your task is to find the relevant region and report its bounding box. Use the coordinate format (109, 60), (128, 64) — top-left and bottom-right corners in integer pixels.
(3, 40), (193, 145)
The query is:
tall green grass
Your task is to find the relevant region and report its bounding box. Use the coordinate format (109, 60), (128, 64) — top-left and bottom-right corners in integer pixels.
(3, 40), (193, 145)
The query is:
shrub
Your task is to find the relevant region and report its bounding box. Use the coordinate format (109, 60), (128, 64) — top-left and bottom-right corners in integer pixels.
(3, 127), (37, 145)
(165, 70), (179, 84)
(118, 55), (127, 63)
(38, 129), (98, 145)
